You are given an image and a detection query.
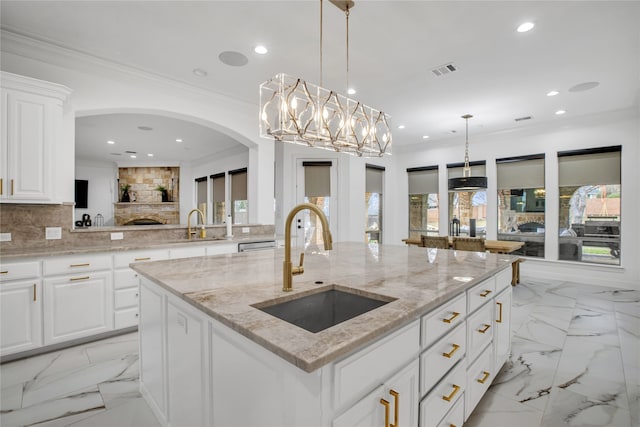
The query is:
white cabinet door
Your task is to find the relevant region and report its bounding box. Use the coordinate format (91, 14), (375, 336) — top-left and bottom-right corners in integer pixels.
(0, 280), (42, 356)
(494, 286), (512, 370)
(333, 359), (419, 427)
(43, 271), (113, 345)
(139, 278), (167, 419)
(167, 298), (210, 427)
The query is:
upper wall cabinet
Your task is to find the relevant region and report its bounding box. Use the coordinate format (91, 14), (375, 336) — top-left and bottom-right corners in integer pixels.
(1, 72), (71, 203)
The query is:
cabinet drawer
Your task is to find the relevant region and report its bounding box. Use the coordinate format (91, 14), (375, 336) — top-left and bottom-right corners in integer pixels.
(113, 249), (169, 269)
(0, 261), (40, 282)
(115, 307), (139, 329)
(419, 359), (466, 427)
(115, 287), (139, 309)
(421, 293), (466, 349)
(114, 269), (141, 290)
(333, 320), (420, 412)
(467, 277), (495, 314)
(169, 246), (206, 259)
(437, 394), (464, 427)
(466, 302), (493, 364)
(465, 343), (494, 421)
(495, 267), (511, 294)
(43, 254), (112, 276)
(206, 243), (237, 256)
(420, 322), (466, 397)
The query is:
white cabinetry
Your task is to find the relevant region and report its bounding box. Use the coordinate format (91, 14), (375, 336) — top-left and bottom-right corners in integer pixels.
(42, 254), (113, 345)
(0, 72), (71, 203)
(494, 285), (512, 369)
(0, 261), (42, 356)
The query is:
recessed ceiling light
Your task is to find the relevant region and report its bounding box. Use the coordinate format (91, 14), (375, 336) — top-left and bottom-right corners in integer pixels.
(547, 90), (559, 97)
(130, 154), (137, 159)
(397, 125), (405, 129)
(347, 88), (356, 95)
(254, 45), (268, 55)
(555, 110), (566, 115)
(176, 139), (183, 143)
(147, 153), (154, 157)
(107, 140), (115, 144)
(193, 68), (208, 77)
(517, 22), (535, 33)
(422, 135), (430, 139)
(137, 126), (153, 131)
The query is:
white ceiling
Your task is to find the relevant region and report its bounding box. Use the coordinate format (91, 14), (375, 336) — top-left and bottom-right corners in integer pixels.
(1, 1), (639, 163)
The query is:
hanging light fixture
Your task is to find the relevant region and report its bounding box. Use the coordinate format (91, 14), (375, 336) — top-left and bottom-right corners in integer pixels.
(259, 0), (392, 157)
(448, 114), (488, 191)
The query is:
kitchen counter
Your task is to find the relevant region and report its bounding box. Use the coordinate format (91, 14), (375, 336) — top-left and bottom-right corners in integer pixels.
(0, 234), (278, 259)
(132, 242), (515, 372)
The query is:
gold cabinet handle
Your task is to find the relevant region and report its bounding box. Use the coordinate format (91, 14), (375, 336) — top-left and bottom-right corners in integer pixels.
(70, 263), (90, 268)
(0, 271), (8, 274)
(70, 276), (90, 281)
(450, 425), (457, 427)
(442, 311), (460, 324)
(33, 284), (37, 301)
(478, 323), (491, 334)
(477, 371), (491, 384)
(496, 302), (503, 323)
(442, 343), (461, 358)
(442, 384), (460, 402)
(480, 289), (492, 297)
(10, 179), (14, 195)
(0, 177), (3, 195)
(134, 257), (151, 261)
(380, 398), (390, 427)
(389, 389), (399, 427)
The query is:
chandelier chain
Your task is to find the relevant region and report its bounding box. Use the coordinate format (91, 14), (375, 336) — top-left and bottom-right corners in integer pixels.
(320, 0), (323, 87)
(345, 7), (350, 92)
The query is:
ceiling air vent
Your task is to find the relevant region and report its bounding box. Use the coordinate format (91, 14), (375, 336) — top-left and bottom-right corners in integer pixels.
(431, 63), (458, 77)
(124, 150), (137, 154)
(514, 116), (533, 122)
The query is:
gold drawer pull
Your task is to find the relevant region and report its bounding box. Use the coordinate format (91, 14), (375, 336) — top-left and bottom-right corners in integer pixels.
(478, 323), (491, 334)
(11, 179), (14, 195)
(480, 289), (492, 297)
(380, 398), (390, 427)
(33, 284), (37, 301)
(0, 271), (8, 274)
(70, 263), (90, 268)
(442, 343), (460, 358)
(70, 276), (90, 281)
(496, 302), (503, 323)
(389, 389), (399, 427)
(477, 371), (491, 384)
(0, 177), (3, 195)
(442, 311), (460, 324)
(442, 384), (460, 402)
(450, 425), (457, 427)
(134, 257), (151, 261)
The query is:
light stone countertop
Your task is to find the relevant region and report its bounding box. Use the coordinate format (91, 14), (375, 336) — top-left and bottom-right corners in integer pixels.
(0, 234), (278, 259)
(131, 241), (516, 372)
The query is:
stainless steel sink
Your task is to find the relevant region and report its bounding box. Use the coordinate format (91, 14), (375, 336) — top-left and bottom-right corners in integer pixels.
(253, 287), (394, 333)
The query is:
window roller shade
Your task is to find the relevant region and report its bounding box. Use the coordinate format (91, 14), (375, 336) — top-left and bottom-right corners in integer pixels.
(497, 158), (545, 189)
(408, 168), (438, 194)
(448, 164), (486, 179)
(366, 167), (384, 193)
(212, 174), (225, 203)
(231, 171), (247, 201)
(304, 165), (331, 197)
(559, 151), (621, 186)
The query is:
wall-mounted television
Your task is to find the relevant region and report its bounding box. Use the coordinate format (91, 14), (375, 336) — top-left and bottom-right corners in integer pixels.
(75, 179), (88, 209)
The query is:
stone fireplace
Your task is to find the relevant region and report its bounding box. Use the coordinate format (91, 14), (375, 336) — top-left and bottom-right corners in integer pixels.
(114, 202), (179, 226)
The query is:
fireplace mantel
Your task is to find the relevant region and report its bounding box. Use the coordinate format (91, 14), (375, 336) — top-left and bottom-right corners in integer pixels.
(114, 202), (179, 226)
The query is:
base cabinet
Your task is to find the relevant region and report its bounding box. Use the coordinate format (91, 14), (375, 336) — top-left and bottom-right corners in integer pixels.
(43, 271), (113, 345)
(0, 280), (42, 356)
(494, 286), (512, 369)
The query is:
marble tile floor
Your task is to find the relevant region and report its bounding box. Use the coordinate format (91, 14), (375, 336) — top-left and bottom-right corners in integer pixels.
(0, 278), (638, 427)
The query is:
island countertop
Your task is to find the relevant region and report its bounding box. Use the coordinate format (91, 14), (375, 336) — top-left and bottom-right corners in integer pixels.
(131, 242), (516, 372)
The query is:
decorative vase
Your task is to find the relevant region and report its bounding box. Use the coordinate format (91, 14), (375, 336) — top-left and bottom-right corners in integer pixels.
(161, 190), (169, 202)
(122, 190), (130, 202)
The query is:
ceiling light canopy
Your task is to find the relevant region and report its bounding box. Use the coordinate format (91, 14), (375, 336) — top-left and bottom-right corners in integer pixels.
(448, 114), (487, 192)
(259, 0), (391, 157)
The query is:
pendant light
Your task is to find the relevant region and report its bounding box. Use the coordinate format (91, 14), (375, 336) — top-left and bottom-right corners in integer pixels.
(448, 114), (487, 191)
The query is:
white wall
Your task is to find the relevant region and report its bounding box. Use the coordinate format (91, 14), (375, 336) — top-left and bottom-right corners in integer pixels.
(391, 108), (640, 289)
(74, 161), (118, 225)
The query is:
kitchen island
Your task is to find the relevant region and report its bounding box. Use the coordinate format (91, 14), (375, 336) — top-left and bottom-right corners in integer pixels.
(132, 242), (516, 427)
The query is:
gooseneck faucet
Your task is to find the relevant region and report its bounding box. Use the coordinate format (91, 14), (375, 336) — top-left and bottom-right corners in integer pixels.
(187, 208), (206, 240)
(283, 203), (333, 292)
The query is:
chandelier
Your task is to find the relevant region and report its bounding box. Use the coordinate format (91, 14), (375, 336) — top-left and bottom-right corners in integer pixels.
(259, 1), (392, 157)
(448, 114), (488, 191)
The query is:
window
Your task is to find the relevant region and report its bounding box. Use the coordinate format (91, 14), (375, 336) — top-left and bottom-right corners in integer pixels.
(496, 155), (545, 258)
(230, 168), (248, 225)
(210, 173), (226, 225)
(302, 161), (332, 248)
(365, 164), (384, 243)
(447, 162), (486, 237)
(195, 177), (207, 224)
(558, 146), (621, 265)
(407, 166), (439, 239)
